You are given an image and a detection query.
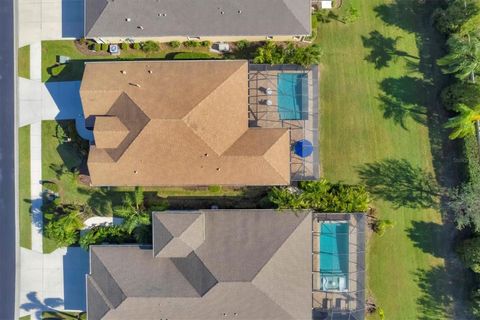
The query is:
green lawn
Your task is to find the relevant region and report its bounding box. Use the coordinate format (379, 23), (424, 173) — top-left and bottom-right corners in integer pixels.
(317, 0), (469, 318)
(42, 311), (85, 319)
(18, 45), (30, 79)
(19, 125), (31, 249)
(42, 40), (219, 82)
(19, 315), (31, 320)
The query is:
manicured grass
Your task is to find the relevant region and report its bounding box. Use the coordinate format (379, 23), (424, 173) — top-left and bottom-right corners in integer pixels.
(18, 45), (30, 79)
(317, 0), (468, 318)
(19, 125), (31, 249)
(42, 40), (219, 82)
(19, 315), (31, 320)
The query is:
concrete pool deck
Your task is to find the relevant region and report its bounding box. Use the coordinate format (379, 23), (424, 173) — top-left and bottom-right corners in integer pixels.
(248, 64), (320, 182)
(312, 213), (366, 319)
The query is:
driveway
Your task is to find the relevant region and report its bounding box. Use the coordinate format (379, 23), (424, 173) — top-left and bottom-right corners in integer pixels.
(19, 247), (89, 319)
(19, 79), (93, 141)
(18, 0), (84, 46)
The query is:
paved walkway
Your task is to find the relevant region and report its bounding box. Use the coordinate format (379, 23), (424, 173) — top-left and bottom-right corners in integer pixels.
(19, 247), (89, 320)
(29, 42), (41, 81)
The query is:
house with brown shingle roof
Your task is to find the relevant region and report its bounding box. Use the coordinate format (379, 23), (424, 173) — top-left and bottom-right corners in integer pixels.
(86, 209), (313, 320)
(80, 60), (292, 186)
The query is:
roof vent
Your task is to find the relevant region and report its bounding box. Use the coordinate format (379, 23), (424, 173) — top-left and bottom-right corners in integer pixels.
(125, 17), (131, 22)
(137, 25), (144, 30)
(129, 83), (141, 88)
(148, 70), (153, 74)
(220, 11), (224, 14)
(237, 10), (242, 14)
(120, 70), (126, 74)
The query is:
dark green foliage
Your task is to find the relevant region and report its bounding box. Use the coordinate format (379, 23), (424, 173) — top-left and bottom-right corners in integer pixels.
(448, 181), (480, 232)
(100, 43), (108, 51)
(141, 40), (160, 52)
(457, 237), (480, 272)
(44, 204), (83, 247)
(437, 33), (480, 81)
(169, 40), (181, 48)
(268, 179), (370, 212)
(200, 40), (211, 47)
(433, 0), (480, 35)
(183, 40), (200, 47)
(132, 42), (141, 50)
(372, 219), (394, 236)
(441, 81), (480, 110)
(236, 40), (250, 51)
(119, 42), (128, 50)
(79, 225), (132, 250)
(253, 42), (322, 67)
(93, 43), (101, 51)
(464, 134), (480, 183)
(42, 181), (59, 193)
(471, 287), (480, 318)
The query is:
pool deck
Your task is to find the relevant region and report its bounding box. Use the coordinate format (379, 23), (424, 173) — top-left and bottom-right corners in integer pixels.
(312, 213), (366, 319)
(248, 64), (319, 182)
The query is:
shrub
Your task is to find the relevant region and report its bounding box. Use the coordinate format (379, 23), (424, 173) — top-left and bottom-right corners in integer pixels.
(200, 40), (211, 47)
(169, 40), (181, 48)
(79, 225), (132, 250)
(236, 40), (250, 51)
(44, 209), (83, 247)
(42, 181), (59, 193)
(372, 219), (394, 236)
(132, 42), (141, 50)
(441, 81), (480, 110)
(120, 42), (129, 50)
(268, 179), (371, 212)
(141, 40), (160, 52)
(183, 40), (199, 47)
(457, 237), (480, 273)
(78, 37), (87, 45)
(93, 43), (101, 51)
(101, 43), (109, 51)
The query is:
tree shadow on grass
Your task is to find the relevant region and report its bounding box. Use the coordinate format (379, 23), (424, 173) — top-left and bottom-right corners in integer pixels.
(357, 159), (441, 209)
(377, 76), (430, 129)
(406, 221), (447, 258)
(361, 30), (418, 69)
(414, 266), (455, 320)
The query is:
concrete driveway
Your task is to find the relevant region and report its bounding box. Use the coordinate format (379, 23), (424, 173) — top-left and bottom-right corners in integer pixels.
(19, 247), (89, 319)
(19, 78), (93, 141)
(19, 0), (84, 46)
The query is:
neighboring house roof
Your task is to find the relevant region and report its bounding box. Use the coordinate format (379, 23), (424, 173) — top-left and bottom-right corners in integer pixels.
(80, 60), (291, 186)
(84, 0), (311, 38)
(87, 209), (313, 320)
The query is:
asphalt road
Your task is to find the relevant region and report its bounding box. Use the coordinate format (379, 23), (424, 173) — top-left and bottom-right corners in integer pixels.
(0, 0), (18, 318)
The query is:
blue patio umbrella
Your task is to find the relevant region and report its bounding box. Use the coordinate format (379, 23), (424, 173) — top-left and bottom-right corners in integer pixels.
(294, 139), (313, 158)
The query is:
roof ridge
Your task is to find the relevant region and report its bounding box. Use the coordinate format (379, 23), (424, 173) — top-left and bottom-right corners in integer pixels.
(85, 0), (109, 37)
(91, 249), (128, 304)
(182, 61), (248, 155)
(251, 213), (311, 319)
(262, 130), (291, 184)
(280, 0), (310, 34)
(88, 276), (116, 310)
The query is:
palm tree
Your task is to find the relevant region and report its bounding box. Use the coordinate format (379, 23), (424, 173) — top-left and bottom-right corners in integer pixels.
(253, 41), (283, 65)
(445, 103), (480, 139)
(293, 44), (323, 67)
(438, 33), (480, 81)
(114, 187), (150, 240)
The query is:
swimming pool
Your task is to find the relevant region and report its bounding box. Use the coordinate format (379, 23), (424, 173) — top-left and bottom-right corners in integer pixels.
(277, 73), (308, 120)
(319, 222), (349, 291)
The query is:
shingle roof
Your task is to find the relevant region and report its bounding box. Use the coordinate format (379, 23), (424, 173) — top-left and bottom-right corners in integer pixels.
(87, 209), (312, 320)
(84, 0), (311, 38)
(80, 60), (291, 186)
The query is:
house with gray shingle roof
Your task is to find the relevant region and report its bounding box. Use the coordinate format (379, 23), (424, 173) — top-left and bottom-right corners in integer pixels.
(86, 209), (313, 320)
(84, 0), (311, 42)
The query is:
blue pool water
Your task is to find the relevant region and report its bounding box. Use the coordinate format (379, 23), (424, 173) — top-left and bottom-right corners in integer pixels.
(277, 73), (308, 120)
(319, 222), (349, 291)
